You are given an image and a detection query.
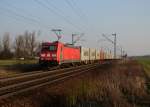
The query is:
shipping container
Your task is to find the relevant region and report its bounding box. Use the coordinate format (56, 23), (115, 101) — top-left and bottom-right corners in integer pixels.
(80, 47), (90, 63)
(96, 49), (100, 60)
(89, 48), (96, 61)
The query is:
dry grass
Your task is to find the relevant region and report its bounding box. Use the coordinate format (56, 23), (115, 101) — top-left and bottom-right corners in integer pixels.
(1, 60), (149, 107)
(0, 69), (18, 78)
(0, 60), (41, 78)
(137, 57), (150, 78)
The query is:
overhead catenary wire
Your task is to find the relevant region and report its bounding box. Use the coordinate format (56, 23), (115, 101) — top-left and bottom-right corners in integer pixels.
(45, 0), (73, 19)
(0, 9), (29, 28)
(33, 0), (85, 32)
(43, 0), (80, 32)
(71, 0), (88, 18)
(68, 0), (96, 31)
(64, 0), (83, 19)
(64, 0), (87, 25)
(64, 0), (92, 31)
(0, 0), (53, 30)
(0, 6), (50, 30)
(0, 0), (74, 37)
(1, 0), (42, 21)
(0, 0), (54, 28)
(1, 0), (96, 38)
(100, 34), (126, 57)
(0, 0), (101, 47)
(0, 0), (87, 42)
(45, 0), (89, 32)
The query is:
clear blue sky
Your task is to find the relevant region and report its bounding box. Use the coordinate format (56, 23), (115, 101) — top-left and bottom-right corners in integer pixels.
(0, 0), (150, 56)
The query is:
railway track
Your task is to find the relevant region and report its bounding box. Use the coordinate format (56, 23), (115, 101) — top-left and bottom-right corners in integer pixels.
(0, 63), (99, 100)
(0, 65), (61, 79)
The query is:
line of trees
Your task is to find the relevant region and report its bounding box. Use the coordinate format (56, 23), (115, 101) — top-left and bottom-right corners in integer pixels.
(0, 31), (41, 59)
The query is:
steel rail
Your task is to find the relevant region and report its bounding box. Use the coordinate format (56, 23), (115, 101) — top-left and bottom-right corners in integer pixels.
(0, 60), (111, 79)
(0, 64), (94, 87)
(0, 63), (99, 100)
(0, 64), (96, 94)
(0, 66), (61, 79)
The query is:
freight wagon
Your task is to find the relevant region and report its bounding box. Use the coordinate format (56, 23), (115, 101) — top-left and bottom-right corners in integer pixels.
(80, 47), (90, 64)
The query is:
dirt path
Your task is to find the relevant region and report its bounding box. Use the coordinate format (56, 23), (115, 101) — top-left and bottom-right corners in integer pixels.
(1, 60), (150, 107)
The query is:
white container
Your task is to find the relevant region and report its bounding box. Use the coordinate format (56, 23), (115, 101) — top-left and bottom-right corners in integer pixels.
(89, 48), (96, 61)
(80, 47), (90, 61)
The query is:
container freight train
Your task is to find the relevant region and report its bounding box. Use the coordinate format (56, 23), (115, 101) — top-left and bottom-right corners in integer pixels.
(39, 41), (113, 66)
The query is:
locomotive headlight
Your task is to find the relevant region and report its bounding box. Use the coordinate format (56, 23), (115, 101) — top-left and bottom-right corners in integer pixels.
(52, 54), (56, 57)
(47, 54), (50, 57)
(41, 53), (45, 57)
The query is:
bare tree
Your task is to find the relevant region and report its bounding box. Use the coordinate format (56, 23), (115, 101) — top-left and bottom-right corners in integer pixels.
(3, 32), (10, 52)
(35, 41), (41, 57)
(0, 32), (13, 59)
(0, 37), (2, 52)
(14, 35), (24, 58)
(23, 31), (37, 58)
(23, 31), (30, 57)
(14, 31), (38, 59)
(29, 31), (36, 57)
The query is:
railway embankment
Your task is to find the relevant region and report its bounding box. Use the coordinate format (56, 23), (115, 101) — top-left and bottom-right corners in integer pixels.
(1, 60), (150, 107)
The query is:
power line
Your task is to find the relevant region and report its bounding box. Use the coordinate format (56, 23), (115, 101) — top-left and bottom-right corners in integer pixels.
(72, 0), (90, 22)
(0, 9), (28, 28)
(67, 0), (95, 31)
(66, 0), (88, 22)
(102, 34), (114, 44)
(45, 0), (88, 31)
(64, 0), (91, 31)
(33, 0), (85, 32)
(102, 33), (117, 58)
(0, 6), (50, 30)
(64, 0), (84, 21)
(45, 0), (69, 17)
(1, 0), (43, 22)
(101, 33), (126, 58)
(0, 0), (52, 29)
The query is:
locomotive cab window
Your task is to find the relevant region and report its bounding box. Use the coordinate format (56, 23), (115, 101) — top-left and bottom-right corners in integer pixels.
(49, 45), (57, 51)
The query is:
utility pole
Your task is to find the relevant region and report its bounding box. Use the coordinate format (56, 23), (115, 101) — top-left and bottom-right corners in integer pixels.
(112, 33), (116, 59)
(121, 47), (123, 58)
(102, 33), (116, 59)
(72, 34), (77, 45)
(52, 29), (62, 41)
(101, 33), (125, 59)
(71, 33), (84, 46)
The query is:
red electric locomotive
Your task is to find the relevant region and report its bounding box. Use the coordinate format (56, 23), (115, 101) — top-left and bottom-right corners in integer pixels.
(39, 41), (80, 65)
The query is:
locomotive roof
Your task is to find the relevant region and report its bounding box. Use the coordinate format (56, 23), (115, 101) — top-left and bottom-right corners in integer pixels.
(42, 41), (58, 45)
(64, 43), (80, 48)
(42, 41), (80, 48)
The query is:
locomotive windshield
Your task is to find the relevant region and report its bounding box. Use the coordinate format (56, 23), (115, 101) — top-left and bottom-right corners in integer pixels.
(49, 45), (57, 51)
(42, 45), (57, 51)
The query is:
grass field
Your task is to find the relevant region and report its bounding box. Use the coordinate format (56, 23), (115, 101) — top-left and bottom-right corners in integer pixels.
(0, 59), (40, 78)
(0, 59), (38, 67)
(137, 57), (150, 78)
